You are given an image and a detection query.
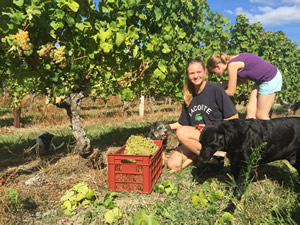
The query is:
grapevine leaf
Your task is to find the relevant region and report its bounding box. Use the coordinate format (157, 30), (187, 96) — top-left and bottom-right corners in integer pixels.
(57, 0), (79, 12)
(207, 204), (217, 214)
(133, 45), (139, 58)
(198, 190), (208, 208)
(73, 183), (89, 195)
(146, 3), (153, 9)
(154, 7), (162, 21)
(61, 200), (72, 210)
(104, 207), (122, 224)
(146, 43), (154, 52)
(116, 30), (126, 46)
(138, 13), (147, 20)
(63, 208), (72, 216)
(75, 22), (85, 31)
(65, 14), (75, 26)
(60, 190), (75, 201)
(191, 194), (200, 206)
(208, 190), (223, 202)
(217, 212), (235, 223)
(158, 61), (167, 73)
(153, 68), (162, 78)
(121, 89), (133, 101)
(13, 0), (24, 7)
(162, 43), (171, 53)
(86, 189), (95, 200)
(75, 193), (85, 202)
(127, 10), (134, 17)
(134, 209), (159, 225)
(100, 42), (113, 53)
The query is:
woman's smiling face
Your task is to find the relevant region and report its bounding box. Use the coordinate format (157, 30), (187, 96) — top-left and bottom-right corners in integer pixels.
(187, 62), (207, 87)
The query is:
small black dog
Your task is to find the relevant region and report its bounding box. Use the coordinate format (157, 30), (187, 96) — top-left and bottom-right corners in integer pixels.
(198, 117), (300, 212)
(281, 100), (300, 116)
(36, 131), (64, 155)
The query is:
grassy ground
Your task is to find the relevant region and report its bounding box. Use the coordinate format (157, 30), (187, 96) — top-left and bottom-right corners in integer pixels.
(0, 96), (299, 224)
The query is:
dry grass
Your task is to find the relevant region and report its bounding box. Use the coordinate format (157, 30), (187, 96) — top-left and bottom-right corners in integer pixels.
(0, 95), (182, 224)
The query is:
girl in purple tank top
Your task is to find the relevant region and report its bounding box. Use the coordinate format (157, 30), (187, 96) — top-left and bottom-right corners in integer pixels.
(207, 52), (282, 119)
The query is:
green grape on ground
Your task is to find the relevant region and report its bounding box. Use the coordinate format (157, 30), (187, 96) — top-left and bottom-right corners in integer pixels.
(124, 135), (158, 155)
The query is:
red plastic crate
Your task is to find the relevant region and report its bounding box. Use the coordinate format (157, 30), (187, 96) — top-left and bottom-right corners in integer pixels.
(107, 140), (163, 194)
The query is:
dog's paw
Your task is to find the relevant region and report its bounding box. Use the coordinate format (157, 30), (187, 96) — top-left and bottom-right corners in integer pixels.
(222, 201), (236, 213)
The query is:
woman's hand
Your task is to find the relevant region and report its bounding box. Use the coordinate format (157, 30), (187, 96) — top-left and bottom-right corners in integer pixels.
(169, 122), (181, 130)
(219, 81), (228, 88)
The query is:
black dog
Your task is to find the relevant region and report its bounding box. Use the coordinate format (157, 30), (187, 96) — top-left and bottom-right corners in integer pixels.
(280, 100), (300, 116)
(198, 117), (300, 211)
(36, 131), (64, 155)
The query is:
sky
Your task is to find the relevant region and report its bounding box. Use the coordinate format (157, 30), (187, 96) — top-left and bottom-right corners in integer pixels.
(207, 0), (300, 47)
(93, 0), (300, 48)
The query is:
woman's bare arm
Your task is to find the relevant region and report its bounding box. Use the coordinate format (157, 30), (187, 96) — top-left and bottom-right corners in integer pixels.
(226, 61), (244, 96)
(169, 122), (181, 130)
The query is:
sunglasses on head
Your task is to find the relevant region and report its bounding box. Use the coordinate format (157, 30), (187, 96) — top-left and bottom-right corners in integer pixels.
(187, 56), (202, 63)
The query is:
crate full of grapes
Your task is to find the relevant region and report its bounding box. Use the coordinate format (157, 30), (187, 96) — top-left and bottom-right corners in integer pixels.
(107, 136), (163, 194)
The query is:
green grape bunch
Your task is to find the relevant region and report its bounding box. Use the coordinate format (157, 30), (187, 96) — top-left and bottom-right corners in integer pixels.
(50, 45), (67, 68)
(13, 30), (30, 50)
(11, 30), (33, 56)
(124, 135), (159, 155)
(37, 43), (53, 57)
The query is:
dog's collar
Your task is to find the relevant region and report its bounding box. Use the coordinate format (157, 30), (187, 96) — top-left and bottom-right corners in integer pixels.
(195, 125), (204, 131)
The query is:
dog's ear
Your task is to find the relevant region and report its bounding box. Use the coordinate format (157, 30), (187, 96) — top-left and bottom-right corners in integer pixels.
(39, 132), (54, 144)
(200, 125), (224, 147)
(217, 120), (237, 147)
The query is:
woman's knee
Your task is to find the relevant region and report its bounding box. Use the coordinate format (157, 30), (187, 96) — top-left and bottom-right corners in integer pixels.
(246, 105), (256, 119)
(256, 111), (270, 120)
(167, 151), (183, 171)
(175, 126), (188, 142)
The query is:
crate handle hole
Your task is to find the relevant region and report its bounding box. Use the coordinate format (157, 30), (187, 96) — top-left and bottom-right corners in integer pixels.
(121, 159), (136, 164)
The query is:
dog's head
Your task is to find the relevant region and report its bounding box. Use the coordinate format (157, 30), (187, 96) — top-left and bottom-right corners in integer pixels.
(198, 119), (248, 163)
(39, 131), (54, 146)
(148, 122), (171, 140)
(198, 125), (225, 163)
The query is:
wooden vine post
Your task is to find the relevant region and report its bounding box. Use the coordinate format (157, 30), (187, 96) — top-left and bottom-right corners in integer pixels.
(13, 104), (21, 128)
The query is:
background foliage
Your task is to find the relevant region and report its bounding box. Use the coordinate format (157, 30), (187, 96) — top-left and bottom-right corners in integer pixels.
(2, 0), (298, 108)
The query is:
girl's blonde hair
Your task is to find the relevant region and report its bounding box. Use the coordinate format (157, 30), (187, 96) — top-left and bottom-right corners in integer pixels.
(184, 57), (206, 106)
(207, 52), (231, 72)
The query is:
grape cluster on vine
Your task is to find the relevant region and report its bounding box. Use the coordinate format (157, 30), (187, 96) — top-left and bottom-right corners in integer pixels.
(13, 30), (30, 50)
(124, 135), (158, 155)
(11, 30), (33, 56)
(37, 43), (53, 56)
(51, 46), (67, 69)
(38, 44), (67, 69)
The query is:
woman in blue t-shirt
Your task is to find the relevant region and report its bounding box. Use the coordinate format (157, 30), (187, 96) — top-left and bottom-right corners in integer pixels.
(167, 57), (238, 171)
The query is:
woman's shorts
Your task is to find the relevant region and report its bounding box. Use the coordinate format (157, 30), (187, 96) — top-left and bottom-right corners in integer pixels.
(258, 70), (282, 95)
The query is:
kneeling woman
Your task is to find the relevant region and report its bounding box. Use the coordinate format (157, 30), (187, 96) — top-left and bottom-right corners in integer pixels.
(167, 57), (238, 171)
